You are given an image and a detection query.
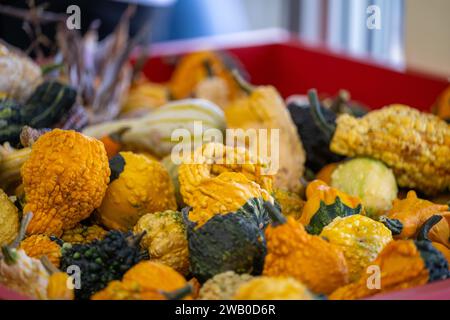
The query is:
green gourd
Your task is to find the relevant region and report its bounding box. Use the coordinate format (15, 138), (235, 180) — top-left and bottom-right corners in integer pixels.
(305, 197), (363, 235)
(182, 197), (270, 283)
(0, 81), (76, 144)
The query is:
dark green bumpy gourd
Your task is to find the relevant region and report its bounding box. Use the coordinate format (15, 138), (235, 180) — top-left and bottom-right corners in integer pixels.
(0, 81), (76, 144)
(183, 197), (270, 283)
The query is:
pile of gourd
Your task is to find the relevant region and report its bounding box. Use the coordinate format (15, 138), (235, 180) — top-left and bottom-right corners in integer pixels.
(0, 48), (449, 301)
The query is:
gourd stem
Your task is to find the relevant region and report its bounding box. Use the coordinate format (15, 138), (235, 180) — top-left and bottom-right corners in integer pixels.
(109, 154), (126, 183)
(232, 69), (254, 95)
(181, 206), (196, 229)
(1, 246), (18, 265)
(330, 89), (350, 113)
(41, 62), (64, 76)
(166, 89), (175, 101)
(417, 215), (442, 242)
(379, 216), (403, 236)
(20, 126), (51, 147)
(161, 284), (193, 300)
(40, 256), (60, 275)
(109, 127), (130, 143)
(128, 231), (146, 247)
(203, 60), (214, 78)
(308, 89), (336, 140)
(10, 212), (33, 248)
(264, 201), (287, 226)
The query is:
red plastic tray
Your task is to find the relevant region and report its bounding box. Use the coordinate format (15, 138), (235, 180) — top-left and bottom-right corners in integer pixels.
(1, 30), (449, 300)
(143, 29), (448, 110)
(142, 31), (450, 300)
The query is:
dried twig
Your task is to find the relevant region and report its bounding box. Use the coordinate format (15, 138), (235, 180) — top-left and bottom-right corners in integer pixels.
(0, 1), (65, 60)
(0, 3), (66, 24)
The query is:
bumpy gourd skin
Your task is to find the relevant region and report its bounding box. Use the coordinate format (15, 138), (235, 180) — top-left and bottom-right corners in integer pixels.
(233, 276), (314, 300)
(21, 129), (110, 236)
(134, 211), (189, 276)
(385, 191), (450, 248)
(263, 216), (349, 295)
(199, 271), (253, 300)
(225, 86), (305, 193)
(90, 280), (152, 300)
(179, 143), (273, 195)
(179, 143), (273, 228)
(0, 188), (19, 245)
(185, 199), (268, 283)
(272, 188), (304, 220)
(19, 235), (61, 268)
(330, 105), (450, 194)
(329, 240), (439, 300)
(320, 215), (393, 281)
(97, 152), (177, 231)
(61, 224), (107, 244)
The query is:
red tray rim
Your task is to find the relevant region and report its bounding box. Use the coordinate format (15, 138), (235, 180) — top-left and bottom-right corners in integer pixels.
(1, 278), (449, 300)
(144, 28), (449, 83)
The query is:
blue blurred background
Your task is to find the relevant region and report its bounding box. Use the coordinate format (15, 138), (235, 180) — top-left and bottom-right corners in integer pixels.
(1, 0), (449, 77)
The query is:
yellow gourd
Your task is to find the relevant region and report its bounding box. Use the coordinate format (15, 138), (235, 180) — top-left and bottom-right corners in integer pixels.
(97, 151), (177, 231)
(0, 188), (19, 245)
(225, 72), (305, 193)
(134, 211), (189, 276)
(299, 180), (364, 234)
(178, 143), (274, 228)
(320, 215), (393, 281)
(234, 277), (314, 300)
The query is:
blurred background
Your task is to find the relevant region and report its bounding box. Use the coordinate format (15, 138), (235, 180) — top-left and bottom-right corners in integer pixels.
(1, 0), (449, 78)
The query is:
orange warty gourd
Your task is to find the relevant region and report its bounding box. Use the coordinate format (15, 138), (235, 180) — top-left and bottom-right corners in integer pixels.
(21, 129), (110, 236)
(383, 191), (450, 248)
(262, 202), (349, 295)
(329, 240), (447, 300)
(92, 261), (191, 300)
(19, 235), (61, 268)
